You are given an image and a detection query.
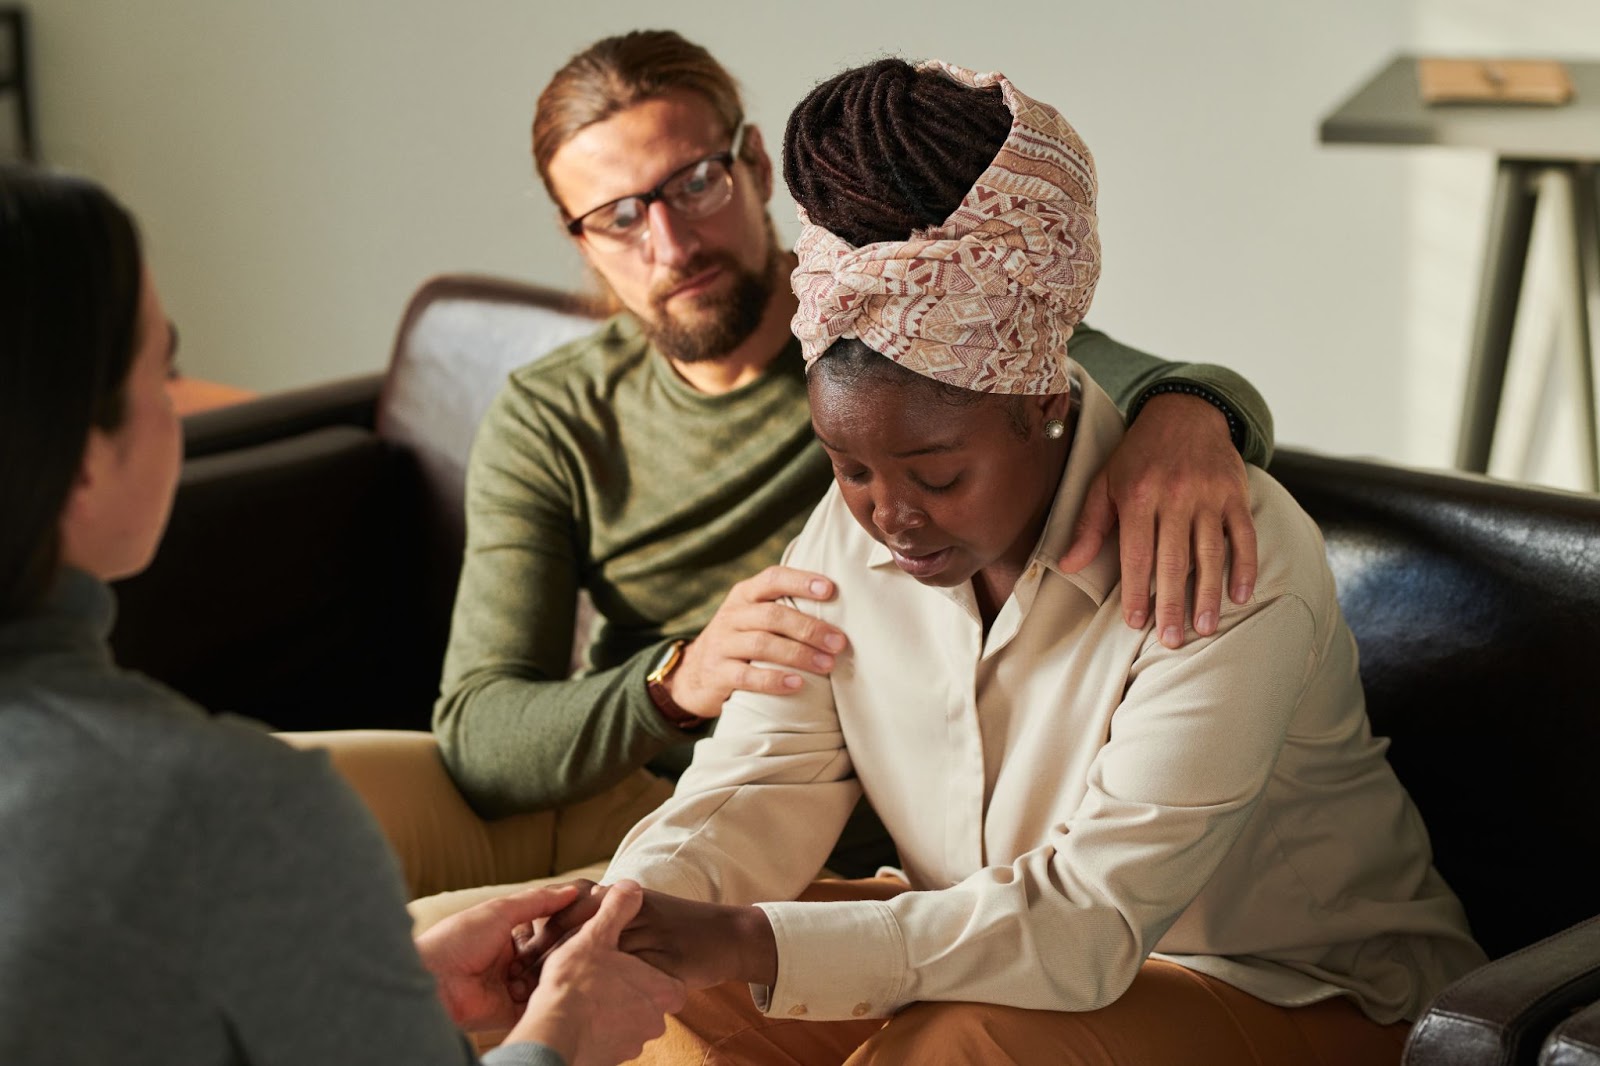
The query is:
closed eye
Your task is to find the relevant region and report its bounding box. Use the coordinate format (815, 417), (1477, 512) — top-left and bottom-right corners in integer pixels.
(912, 473), (961, 493)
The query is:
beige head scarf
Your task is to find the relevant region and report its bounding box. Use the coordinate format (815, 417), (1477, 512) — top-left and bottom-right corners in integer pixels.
(790, 60), (1099, 396)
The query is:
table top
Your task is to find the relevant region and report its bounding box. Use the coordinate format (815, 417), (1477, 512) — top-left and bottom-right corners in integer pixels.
(1320, 54), (1600, 160)
(166, 376), (257, 417)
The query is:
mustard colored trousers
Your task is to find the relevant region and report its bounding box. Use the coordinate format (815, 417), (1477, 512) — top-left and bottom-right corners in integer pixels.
(632, 878), (1410, 1066)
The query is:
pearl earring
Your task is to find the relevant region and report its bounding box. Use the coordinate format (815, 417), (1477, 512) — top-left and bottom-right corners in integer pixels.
(1043, 418), (1066, 440)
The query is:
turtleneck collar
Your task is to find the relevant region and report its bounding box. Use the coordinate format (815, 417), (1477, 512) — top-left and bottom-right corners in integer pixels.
(0, 567), (118, 666)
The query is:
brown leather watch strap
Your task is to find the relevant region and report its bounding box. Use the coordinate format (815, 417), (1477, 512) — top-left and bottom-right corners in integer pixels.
(647, 675), (705, 729)
(645, 639), (705, 729)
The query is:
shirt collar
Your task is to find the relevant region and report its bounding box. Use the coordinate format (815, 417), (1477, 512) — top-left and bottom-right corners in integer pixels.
(1031, 373), (1124, 605)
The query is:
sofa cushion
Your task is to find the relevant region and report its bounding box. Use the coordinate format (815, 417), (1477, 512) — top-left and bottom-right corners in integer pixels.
(1271, 450), (1600, 959)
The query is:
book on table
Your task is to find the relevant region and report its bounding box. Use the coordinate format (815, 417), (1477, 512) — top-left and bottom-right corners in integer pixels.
(1416, 58), (1576, 106)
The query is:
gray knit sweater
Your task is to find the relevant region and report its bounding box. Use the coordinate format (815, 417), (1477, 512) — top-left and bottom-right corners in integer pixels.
(0, 569), (562, 1066)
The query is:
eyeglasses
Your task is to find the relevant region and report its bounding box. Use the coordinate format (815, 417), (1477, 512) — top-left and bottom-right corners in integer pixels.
(565, 126), (747, 250)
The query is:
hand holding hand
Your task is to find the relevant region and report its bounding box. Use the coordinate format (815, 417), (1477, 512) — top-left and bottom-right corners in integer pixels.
(510, 877), (603, 966)
(511, 881), (687, 1066)
(1060, 393), (1258, 648)
(413, 882), (583, 1033)
(517, 880), (777, 991)
(614, 888), (778, 990)
(668, 566), (849, 719)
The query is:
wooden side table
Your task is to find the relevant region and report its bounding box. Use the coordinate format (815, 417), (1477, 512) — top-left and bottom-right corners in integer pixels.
(1320, 55), (1600, 486)
(167, 376), (257, 417)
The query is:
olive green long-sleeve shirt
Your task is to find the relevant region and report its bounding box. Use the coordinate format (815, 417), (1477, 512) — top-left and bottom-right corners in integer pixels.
(434, 315), (1273, 819)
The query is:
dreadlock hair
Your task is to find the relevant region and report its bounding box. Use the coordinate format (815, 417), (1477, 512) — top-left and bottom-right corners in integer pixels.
(782, 57), (1011, 248)
(786, 59), (1029, 435)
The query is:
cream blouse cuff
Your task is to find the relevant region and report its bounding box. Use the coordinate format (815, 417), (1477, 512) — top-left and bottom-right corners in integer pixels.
(754, 899), (906, 1020)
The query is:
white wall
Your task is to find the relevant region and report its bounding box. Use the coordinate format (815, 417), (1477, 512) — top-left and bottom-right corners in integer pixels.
(27, 0), (1600, 485)
(1402, 0), (1600, 487)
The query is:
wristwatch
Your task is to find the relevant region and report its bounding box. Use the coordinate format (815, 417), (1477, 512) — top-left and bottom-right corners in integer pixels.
(646, 639), (705, 729)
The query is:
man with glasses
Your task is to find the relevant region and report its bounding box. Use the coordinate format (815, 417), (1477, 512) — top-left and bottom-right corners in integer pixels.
(428, 30), (1278, 878)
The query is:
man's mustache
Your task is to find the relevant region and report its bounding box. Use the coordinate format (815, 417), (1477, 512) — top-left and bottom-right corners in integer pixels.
(649, 253), (739, 308)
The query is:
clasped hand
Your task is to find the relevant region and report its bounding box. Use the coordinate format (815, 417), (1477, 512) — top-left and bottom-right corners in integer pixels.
(514, 879), (779, 993)
(416, 880), (685, 1066)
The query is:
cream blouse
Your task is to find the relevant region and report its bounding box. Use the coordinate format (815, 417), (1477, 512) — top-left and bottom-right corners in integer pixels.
(607, 370), (1485, 1024)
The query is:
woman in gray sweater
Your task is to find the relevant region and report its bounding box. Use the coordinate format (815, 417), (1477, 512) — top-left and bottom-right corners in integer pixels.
(0, 166), (683, 1065)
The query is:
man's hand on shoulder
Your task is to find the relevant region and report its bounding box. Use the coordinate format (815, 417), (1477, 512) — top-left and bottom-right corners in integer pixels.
(1060, 392), (1258, 648)
(666, 566), (849, 719)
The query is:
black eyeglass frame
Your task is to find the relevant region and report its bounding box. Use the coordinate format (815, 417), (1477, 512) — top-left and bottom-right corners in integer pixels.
(563, 124), (749, 239)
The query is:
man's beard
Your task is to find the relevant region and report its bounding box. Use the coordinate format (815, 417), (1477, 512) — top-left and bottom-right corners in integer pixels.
(641, 240), (779, 364)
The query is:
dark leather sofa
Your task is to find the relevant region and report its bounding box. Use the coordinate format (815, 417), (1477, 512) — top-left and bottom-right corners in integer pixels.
(111, 275), (1600, 1065)
(112, 275), (601, 734)
(112, 375), (427, 733)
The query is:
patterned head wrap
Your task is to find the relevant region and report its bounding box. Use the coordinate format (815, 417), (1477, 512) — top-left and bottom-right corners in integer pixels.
(790, 61), (1099, 396)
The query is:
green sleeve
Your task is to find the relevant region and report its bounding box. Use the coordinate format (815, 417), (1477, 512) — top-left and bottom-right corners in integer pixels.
(432, 380), (703, 818)
(1066, 322), (1275, 467)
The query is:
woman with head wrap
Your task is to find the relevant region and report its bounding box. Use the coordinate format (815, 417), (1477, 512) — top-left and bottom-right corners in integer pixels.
(540, 60), (1485, 1064)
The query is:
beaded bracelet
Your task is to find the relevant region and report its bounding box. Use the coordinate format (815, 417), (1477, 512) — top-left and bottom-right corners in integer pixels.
(1128, 382), (1246, 453)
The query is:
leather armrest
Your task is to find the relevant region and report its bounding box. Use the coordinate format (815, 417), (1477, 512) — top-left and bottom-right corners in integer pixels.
(111, 423), (436, 732)
(1543, 998), (1600, 1066)
(183, 373), (382, 458)
(1407, 915), (1600, 1065)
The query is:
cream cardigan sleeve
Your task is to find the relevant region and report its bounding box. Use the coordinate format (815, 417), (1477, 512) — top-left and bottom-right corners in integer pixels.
(604, 659), (863, 908)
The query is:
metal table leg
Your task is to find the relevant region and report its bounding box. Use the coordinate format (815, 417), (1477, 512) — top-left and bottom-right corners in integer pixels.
(1456, 159), (1541, 472)
(1569, 163), (1600, 491)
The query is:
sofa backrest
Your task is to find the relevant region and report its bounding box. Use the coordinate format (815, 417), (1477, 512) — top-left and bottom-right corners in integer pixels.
(112, 278), (609, 733)
(1269, 449), (1600, 959)
(378, 274), (605, 547)
(376, 275), (605, 670)
(114, 394), (427, 732)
